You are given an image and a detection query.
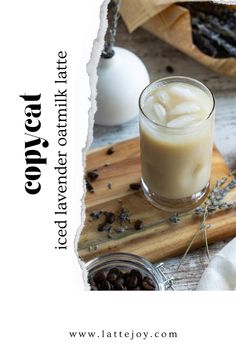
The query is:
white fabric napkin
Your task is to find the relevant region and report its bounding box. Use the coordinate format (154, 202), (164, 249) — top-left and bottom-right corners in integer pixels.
(197, 238), (236, 290)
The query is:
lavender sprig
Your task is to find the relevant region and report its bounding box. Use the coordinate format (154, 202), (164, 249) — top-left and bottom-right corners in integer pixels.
(169, 213), (180, 224)
(176, 174), (236, 271)
(194, 177), (236, 215)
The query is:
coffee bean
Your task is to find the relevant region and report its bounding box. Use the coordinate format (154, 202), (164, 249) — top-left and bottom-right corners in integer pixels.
(123, 272), (131, 280)
(141, 281), (155, 290)
(107, 272), (117, 284)
(93, 270), (106, 284)
(106, 146), (115, 155)
(126, 275), (138, 289)
(130, 269), (142, 284)
(134, 219), (144, 230)
(98, 280), (113, 290)
(90, 267), (157, 291)
(132, 286), (141, 290)
(113, 276), (125, 290)
(90, 285), (98, 290)
(104, 212), (115, 224)
(141, 277), (156, 290)
(97, 222), (107, 232)
(107, 268), (122, 283)
(87, 170), (99, 181)
(86, 179), (94, 193)
(144, 276), (156, 288)
(165, 65), (174, 73)
(129, 183), (141, 190)
(88, 277), (96, 287)
(114, 284), (126, 291)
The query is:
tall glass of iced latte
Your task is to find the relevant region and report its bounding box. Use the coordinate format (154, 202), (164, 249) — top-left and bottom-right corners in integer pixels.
(139, 76), (215, 212)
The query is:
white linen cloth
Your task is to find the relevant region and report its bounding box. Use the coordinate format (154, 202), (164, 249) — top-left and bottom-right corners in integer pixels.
(197, 238), (236, 290)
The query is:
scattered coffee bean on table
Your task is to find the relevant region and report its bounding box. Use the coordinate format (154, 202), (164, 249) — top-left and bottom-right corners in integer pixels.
(106, 146), (115, 155)
(104, 211), (115, 224)
(134, 219), (144, 230)
(97, 222), (107, 232)
(87, 170), (99, 181)
(165, 65), (174, 73)
(86, 179), (94, 193)
(89, 267), (157, 291)
(129, 182), (141, 190)
(96, 211), (116, 231)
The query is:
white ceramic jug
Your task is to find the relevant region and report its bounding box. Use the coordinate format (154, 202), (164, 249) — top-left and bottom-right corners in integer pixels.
(95, 47), (150, 126)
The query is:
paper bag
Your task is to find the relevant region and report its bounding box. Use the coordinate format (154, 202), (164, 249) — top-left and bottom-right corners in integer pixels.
(120, 0), (236, 77)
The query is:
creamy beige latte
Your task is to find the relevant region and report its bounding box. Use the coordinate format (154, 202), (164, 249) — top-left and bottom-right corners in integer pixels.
(140, 79), (214, 205)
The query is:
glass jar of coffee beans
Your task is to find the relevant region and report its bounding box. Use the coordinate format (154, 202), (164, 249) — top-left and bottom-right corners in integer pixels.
(86, 252), (173, 291)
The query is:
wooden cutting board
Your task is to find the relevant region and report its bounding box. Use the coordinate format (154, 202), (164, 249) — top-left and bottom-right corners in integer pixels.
(78, 137), (236, 263)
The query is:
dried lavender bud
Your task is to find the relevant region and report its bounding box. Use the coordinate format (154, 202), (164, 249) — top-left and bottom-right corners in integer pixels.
(181, 2), (236, 59)
(134, 219), (144, 230)
(194, 207), (205, 215)
(169, 214), (180, 224)
(129, 182), (141, 190)
(86, 179), (94, 193)
(87, 170), (99, 181)
(106, 146), (115, 155)
(165, 65), (174, 73)
(117, 207), (130, 224)
(114, 226), (125, 233)
(207, 206), (217, 212)
(226, 201), (236, 208)
(90, 211), (101, 220)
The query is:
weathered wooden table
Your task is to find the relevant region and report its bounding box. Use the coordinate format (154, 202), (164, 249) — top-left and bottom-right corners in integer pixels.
(91, 20), (236, 290)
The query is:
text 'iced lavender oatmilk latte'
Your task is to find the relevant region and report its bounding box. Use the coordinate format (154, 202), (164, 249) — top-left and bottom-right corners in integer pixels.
(139, 77), (215, 212)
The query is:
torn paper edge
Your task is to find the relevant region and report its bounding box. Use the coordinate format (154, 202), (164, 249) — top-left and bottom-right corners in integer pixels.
(212, 0), (236, 3)
(74, 0), (110, 290)
(74, 0), (236, 291)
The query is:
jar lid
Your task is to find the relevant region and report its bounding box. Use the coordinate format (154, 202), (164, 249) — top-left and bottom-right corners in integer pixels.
(86, 252), (174, 291)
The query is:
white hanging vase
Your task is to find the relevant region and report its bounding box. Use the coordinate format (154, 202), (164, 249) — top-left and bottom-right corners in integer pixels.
(95, 46), (150, 126)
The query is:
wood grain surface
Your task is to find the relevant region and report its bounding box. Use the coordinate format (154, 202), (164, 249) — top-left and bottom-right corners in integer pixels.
(78, 138), (236, 266)
(91, 19), (236, 290)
